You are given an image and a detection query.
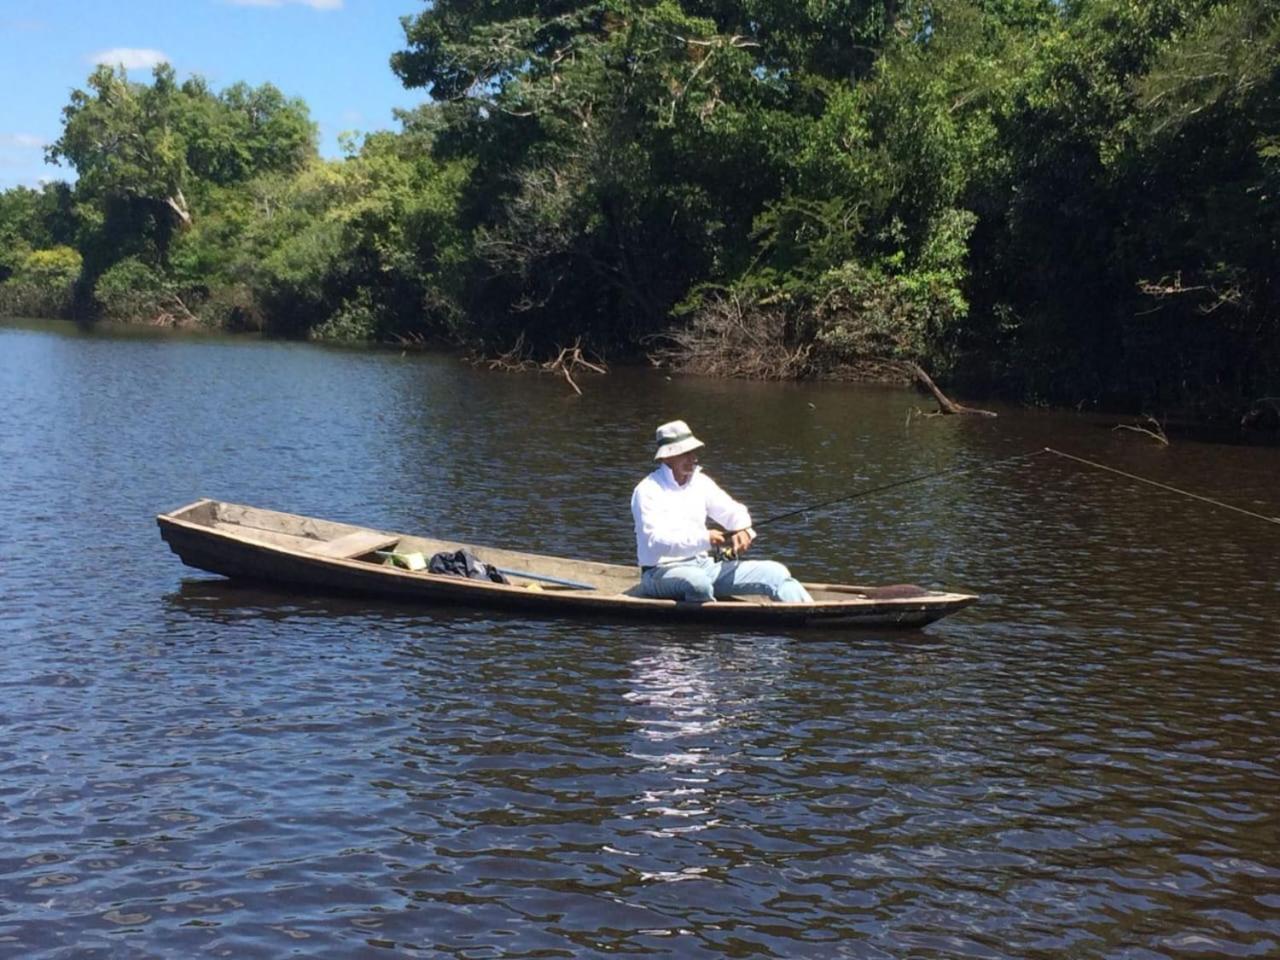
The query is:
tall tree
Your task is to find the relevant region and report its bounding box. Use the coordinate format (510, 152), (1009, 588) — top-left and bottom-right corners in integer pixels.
(392, 1), (814, 349)
(48, 64), (197, 233)
(47, 64), (316, 270)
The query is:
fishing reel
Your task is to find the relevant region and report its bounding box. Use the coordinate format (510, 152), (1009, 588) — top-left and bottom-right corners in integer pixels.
(711, 527), (755, 563)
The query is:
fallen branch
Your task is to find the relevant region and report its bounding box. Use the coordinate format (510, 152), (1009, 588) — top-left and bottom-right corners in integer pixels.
(1113, 415), (1169, 445)
(475, 332), (538, 372)
(542, 338), (608, 395)
(149, 292), (199, 328)
(902, 361), (997, 416)
(468, 335), (608, 394)
(390, 330), (429, 349)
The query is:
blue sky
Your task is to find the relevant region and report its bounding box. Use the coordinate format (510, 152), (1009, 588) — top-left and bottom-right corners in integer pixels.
(0, 0), (429, 190)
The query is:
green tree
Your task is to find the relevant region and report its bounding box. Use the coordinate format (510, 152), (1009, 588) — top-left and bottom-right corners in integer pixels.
(0, 183), (77, 283)
(392, 1), (814, 351)
(1115, 0), (1280, 410)
(960, 0), (1279, 412)
(170, 124), (472, 341)
(47, 63), (316, 280)
(48, 64), (198, 238)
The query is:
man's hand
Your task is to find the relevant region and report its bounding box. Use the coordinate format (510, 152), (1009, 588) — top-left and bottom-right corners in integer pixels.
(709, 528), (755, 558)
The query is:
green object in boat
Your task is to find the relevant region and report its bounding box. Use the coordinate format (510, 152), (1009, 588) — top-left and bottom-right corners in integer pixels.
(382, 551), (426, 571)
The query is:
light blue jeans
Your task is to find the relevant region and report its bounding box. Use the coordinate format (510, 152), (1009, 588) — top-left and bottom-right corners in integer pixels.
(641, 556), (813, 604)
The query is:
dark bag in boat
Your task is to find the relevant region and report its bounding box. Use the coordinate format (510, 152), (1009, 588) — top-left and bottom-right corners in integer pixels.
(427, 549), (509, 584)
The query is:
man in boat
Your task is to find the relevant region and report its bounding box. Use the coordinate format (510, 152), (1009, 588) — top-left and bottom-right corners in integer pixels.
(631, 420), (813, 604)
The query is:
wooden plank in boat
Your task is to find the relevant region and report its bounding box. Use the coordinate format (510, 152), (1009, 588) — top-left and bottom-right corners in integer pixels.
(304, 530), (400, 559)
(209, 520), (397, 559)
(216, 502), (345, 541)
(210, 521), (324, 551)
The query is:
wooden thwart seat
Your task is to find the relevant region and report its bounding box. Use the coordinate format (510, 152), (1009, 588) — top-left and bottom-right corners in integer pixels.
(302, 530), (399, 559)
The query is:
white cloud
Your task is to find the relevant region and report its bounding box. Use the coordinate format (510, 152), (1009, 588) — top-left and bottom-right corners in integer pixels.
(0, 134), (46, 149)
(225, 0), (343, 9)
(90, 48), (170, 70)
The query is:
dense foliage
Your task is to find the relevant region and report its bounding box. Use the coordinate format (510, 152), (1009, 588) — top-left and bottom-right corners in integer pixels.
(1, 0), (1276, 418)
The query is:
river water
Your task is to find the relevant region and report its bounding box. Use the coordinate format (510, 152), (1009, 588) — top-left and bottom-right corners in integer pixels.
(1, 318), (1277, 959)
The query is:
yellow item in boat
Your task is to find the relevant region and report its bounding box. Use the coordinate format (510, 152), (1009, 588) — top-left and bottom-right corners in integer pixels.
(384, 551), (426, 571)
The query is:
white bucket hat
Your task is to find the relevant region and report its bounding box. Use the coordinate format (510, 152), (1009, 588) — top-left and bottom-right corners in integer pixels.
(653, 419), (705, 460)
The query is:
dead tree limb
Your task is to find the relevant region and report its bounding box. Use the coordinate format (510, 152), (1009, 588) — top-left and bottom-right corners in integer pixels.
(902, 361), (997, 417)
(1113, 415), (1169, 445)
(542, 339), (608, 395)
(476, 332), (537, 372)
(150, 292), (199, 328)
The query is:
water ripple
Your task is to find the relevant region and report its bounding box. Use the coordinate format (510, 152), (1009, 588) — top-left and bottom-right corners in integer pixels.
(2, 322), (1279, 957)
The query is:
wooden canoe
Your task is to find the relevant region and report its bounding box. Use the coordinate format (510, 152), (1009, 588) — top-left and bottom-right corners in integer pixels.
(156, 499), (978, 630)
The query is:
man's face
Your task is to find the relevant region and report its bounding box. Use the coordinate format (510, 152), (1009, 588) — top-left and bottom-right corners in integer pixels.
(663, 450), (699, 486)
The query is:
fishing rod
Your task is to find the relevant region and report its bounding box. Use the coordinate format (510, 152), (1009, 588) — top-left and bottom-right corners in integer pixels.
(751, 448), (1050, 530)
(711, 448), (1051, 560)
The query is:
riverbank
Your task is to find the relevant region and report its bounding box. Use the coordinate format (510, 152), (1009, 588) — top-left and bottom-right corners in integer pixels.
(6, 312), (1278, 446)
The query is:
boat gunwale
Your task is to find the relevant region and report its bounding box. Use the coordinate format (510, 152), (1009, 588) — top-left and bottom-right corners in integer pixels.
(157, 499), (979, 619)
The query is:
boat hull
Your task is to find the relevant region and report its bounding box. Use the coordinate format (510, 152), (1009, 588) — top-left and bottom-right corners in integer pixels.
(158, 500), (977, 630)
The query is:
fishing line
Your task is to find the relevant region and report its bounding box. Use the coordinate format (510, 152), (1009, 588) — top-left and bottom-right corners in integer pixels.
(751, 446), (1280, 531)
(1041, 447), (1280, 527)
(753, 448), (1051, 529)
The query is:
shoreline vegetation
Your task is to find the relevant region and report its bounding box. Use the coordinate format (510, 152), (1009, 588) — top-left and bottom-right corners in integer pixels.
(2, 1), (1277, 431)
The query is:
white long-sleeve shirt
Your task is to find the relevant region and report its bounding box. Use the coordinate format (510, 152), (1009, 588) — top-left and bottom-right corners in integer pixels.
(631, 464), (753, 567)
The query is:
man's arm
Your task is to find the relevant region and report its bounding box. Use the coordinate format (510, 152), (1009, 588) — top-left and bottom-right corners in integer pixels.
(701, 474), (756, 555)
(701, 474), (752, 533)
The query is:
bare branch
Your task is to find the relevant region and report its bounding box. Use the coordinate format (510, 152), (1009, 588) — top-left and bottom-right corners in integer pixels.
(1113, 415), (1169, 445)
(901, 361), (998, 416)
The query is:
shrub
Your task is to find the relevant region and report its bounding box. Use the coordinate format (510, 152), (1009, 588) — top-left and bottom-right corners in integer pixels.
(810, 209), (976, 373)
(198, 283), (264, 332)
(0, 245), (82, 317)
(93, 257), (197, 325)
(309, 289), (378, 342)
(94, 257), (164, 320)
(655, 290), (813, 379)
